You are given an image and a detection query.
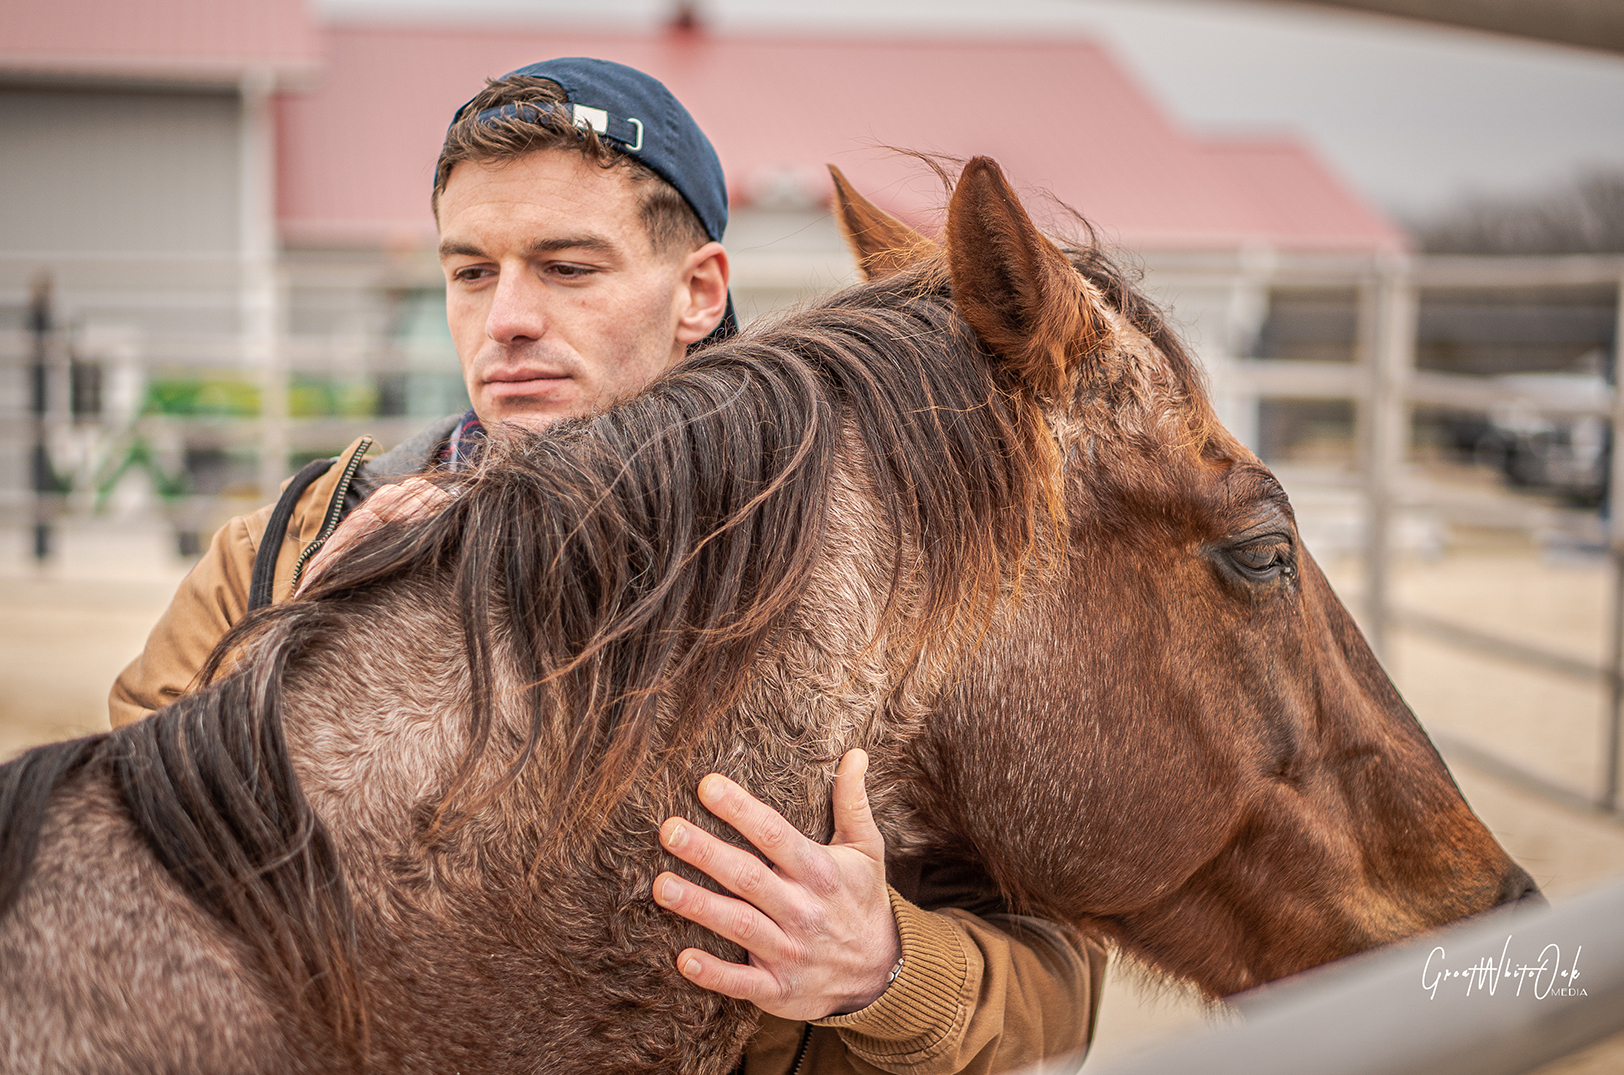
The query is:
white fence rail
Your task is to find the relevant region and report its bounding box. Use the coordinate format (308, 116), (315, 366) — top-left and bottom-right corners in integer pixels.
(6, 250), (1624, 807)
(1229, 254), (1624, 814)
(1051, 876), (1624, 1075)
(1, 249), (458, 559)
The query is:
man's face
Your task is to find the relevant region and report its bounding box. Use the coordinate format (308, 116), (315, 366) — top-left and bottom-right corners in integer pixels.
(437, 149), (725, 427)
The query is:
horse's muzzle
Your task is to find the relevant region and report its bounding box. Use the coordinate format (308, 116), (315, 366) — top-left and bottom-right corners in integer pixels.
(1498, 865), (1546, 911)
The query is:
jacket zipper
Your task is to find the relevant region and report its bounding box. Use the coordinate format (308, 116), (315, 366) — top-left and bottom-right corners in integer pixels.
(290, 436), (373, 587)
(788, 1024), (812, 1075)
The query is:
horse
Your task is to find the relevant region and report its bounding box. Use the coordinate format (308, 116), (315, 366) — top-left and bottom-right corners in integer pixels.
(0, 156), (1535, 1074)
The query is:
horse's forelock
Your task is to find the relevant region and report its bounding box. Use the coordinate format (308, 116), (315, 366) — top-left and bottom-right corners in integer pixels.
(1019, 248), (1229, 512)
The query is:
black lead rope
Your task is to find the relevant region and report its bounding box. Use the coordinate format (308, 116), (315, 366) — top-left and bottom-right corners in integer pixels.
(247, 458), (335, 611)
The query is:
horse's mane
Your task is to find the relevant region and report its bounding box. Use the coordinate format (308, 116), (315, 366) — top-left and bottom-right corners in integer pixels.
(303, 262), (1066, 842)
(0, 229), (1193, 1059)
(0, 644), (366, 1060)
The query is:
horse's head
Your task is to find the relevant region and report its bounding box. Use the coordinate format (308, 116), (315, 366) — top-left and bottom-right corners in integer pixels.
(833, 159), (1536, 997)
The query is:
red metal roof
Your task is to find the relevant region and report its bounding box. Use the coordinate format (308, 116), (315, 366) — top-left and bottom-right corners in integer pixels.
(0, 0), (321, 83)
(277, 25), (1405, 254)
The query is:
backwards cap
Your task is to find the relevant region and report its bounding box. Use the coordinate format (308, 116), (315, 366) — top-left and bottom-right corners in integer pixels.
(449, 57), (729, 244)
(448, 57), (736, 342)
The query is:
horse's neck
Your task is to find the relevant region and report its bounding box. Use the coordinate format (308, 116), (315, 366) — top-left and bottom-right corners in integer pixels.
(278, 592), (479, 878)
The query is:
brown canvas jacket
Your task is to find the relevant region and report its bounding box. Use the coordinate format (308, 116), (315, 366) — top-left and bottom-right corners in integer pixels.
(107, 421), (1105, 1074)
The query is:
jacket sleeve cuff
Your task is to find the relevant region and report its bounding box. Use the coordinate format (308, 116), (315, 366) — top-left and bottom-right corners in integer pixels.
(811, 886), (971, 1060)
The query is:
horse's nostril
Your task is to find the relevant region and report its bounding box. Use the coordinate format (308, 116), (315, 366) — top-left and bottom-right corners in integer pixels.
(1498, 866), (1543, 909)
(1513, 885), (1549, 911)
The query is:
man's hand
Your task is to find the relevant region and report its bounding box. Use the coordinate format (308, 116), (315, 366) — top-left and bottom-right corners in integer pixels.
(652, 748), (902, 1021)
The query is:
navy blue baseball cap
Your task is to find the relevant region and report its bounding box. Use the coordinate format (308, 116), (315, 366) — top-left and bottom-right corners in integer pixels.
(449, 57), (735, 341)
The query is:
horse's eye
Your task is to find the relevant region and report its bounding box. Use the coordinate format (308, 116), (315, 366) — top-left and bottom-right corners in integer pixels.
(1227, 540), (1295, 581)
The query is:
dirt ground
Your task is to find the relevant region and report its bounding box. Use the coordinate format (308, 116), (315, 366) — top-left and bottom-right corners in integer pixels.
(2, 527), (1621, 1070)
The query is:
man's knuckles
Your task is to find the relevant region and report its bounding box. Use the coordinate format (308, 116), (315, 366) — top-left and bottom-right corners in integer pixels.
(729, 902), (762, 943)
(798, 852), (843, 898)
(729, 857), (770, 898)
(749, 815), (794, 855)
(790, 903), (831, 941)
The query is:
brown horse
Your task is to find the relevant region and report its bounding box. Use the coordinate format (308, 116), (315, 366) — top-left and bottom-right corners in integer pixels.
(0, 157), (1532, 1074)
(849, 160), (1538, 996)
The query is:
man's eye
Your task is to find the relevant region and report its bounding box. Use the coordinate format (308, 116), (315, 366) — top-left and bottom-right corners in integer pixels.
(453, 267), (493, 283)
(549, 263), (594, 278)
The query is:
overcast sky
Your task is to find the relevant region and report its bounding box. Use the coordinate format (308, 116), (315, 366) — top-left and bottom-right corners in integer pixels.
(316, 0), (1624, 221)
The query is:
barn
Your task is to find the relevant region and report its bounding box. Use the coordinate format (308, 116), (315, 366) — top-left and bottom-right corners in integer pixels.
(0, 0), (1399, 530)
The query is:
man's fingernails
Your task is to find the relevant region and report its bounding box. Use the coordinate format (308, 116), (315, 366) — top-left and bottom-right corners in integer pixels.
(683, 958), (702, 977)
(699, 774), (722, 798)
(659, 876), (682, 904)
(664, 822), (686, 849)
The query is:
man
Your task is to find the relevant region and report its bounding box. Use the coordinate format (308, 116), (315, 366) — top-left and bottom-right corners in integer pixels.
(110, 58), (1103, 1073)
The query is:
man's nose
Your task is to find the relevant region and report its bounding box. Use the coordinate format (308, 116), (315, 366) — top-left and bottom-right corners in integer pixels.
(485, 268), (546, 346)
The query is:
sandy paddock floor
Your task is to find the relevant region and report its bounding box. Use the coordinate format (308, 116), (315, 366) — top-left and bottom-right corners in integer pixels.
(2, 533), (1622, 1071)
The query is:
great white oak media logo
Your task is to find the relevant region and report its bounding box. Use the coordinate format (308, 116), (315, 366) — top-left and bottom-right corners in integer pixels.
(1422, 937), (1587, 1000)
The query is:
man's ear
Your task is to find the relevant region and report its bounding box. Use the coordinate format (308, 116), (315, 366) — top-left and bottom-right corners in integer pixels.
(828, 166), (932, 281)
(945, 157), (1106, 403)
(674, 241), (730, 345)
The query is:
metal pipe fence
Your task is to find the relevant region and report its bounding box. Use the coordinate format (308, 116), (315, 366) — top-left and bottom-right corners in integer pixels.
(6, 249), (1622, 809)
(0, 252), (449, 564)
(5, 246), (1623, 1072)
(1228, 253), (1624, 817)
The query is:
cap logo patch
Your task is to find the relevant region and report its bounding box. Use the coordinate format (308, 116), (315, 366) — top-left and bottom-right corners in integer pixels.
(570, 104), (609, 134)
(570, 104), (644, 153)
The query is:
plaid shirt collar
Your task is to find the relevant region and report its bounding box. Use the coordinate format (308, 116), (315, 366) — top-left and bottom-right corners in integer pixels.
(437, 409), (486, 471)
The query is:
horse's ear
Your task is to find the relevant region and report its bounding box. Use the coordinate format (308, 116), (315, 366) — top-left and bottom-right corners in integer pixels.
(828, 165), (932, 280)
(946, 156), (1106, 403)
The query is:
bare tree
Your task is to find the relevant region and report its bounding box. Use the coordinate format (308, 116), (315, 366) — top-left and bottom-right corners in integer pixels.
(1415, 169), (1624, 254)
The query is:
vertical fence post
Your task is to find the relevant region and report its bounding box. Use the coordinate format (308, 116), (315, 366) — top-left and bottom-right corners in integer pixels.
(240, 67), (286, 502)
(27, 273), (54, 562)
(1604, 275), (1624, 813)
(1360, 255), (1417, 664)
(1215, 245), (1274, 453)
